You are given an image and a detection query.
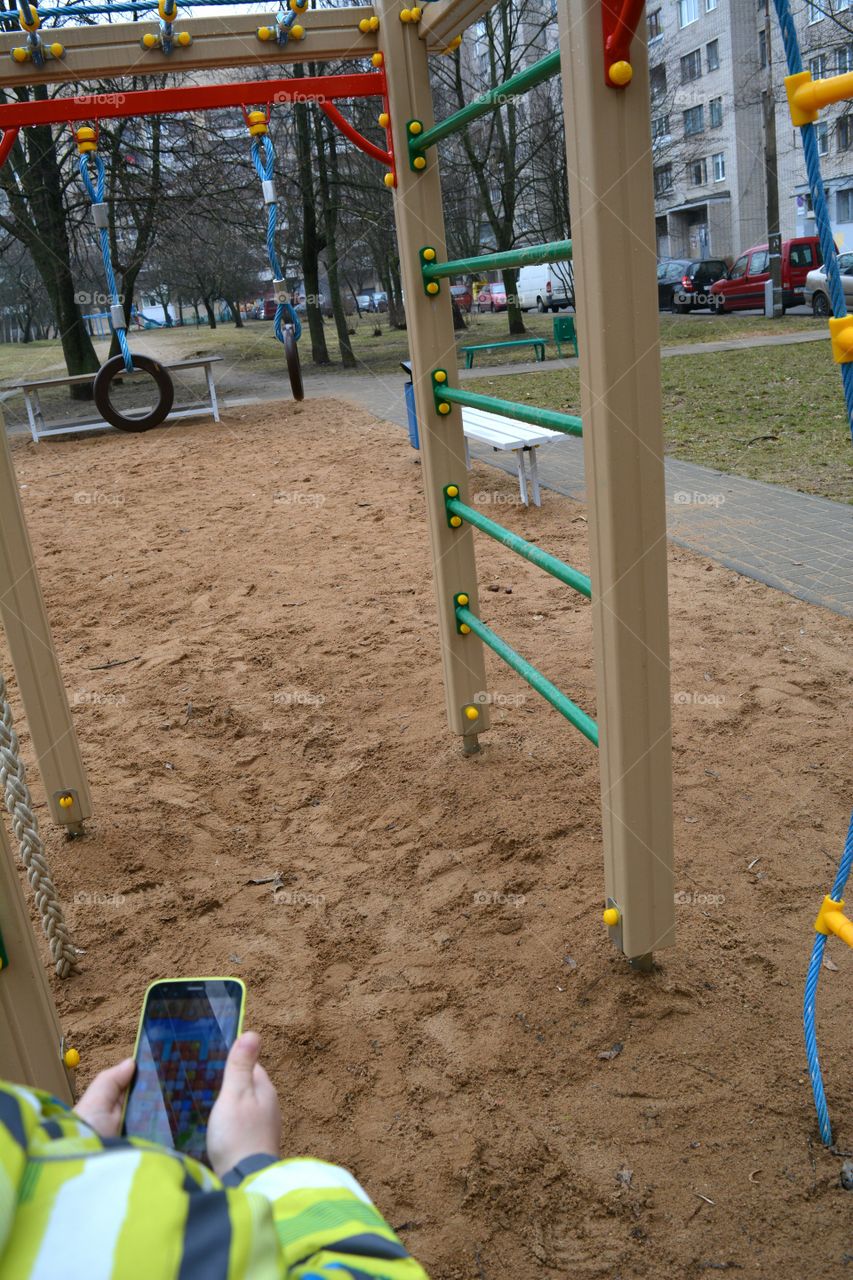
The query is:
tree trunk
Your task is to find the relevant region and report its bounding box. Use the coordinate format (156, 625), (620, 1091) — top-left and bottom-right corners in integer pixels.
(202, 296), (216, 329)
(451, 297), (466, 331)
(502, 266), (525, 336)
(316, 112), (355, 368)
(231, 300), (244, 329)
(293, 69), (330, 365)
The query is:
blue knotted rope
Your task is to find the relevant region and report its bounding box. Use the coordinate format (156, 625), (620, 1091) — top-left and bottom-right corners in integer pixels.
(773, 0), (853, 442)
(78, 151), (134, 373)
(250, 131), (301, 343)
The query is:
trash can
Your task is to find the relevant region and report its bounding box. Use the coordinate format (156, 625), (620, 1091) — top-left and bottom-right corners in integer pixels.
(401, 360), (419, 449)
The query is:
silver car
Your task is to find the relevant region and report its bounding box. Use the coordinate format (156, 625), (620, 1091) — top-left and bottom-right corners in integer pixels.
(805, 252), (853, 316)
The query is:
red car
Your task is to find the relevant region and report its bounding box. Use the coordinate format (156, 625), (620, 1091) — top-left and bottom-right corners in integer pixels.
(475, 283), (507, 313)
(450, 284), (473, 312)
(709, 236), (821, 313)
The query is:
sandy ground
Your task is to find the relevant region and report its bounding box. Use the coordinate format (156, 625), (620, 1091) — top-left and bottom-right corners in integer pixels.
(3, 399), (852, 1278)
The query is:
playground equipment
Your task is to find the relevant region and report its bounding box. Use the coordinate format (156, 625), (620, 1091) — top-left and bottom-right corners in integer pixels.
(0, 0), (675, 1097)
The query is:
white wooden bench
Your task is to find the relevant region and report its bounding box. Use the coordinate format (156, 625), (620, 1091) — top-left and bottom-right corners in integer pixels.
(461, 406), (564, 507)
(3, 355), (223, 442)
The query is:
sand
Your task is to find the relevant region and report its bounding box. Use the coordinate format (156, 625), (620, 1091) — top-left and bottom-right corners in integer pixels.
(3, 399), (851, 1278)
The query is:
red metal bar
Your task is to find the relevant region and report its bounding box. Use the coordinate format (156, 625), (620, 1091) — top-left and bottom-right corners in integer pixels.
(0, 128), (20, 168)
(0, 70), (385, 130)
(318, 100), (390, 167)
(601, 0), (645, 88)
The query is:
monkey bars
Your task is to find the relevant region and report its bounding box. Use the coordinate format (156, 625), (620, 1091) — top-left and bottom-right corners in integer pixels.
(433, 379), (583, 437)
(422, 239), (572, 282)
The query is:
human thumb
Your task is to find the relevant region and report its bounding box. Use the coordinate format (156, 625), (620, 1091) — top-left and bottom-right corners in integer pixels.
(222, 1032), (261, 1092)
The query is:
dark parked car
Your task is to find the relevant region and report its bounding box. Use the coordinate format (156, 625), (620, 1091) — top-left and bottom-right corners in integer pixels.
(670, 258), (728, 312)
(450, 283), (473, 312)
(657, 258), (693, 309)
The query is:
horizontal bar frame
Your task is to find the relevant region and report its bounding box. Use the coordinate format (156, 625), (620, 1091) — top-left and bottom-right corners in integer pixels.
(456, 602), (599, 746)
(446, 493), (591, 598)
(423, 239), (572, 282)
(434, 378), (583, 437)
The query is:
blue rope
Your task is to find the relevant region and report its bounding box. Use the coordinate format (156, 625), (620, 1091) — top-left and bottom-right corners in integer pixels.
(79, 152), (134, 372)
(773, 0), (853, 442)
(803, 811), (853, 1146)
(250, 132), (301, 343)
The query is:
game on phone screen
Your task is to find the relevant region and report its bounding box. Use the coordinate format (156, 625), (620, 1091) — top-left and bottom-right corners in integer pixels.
(123, 978), (244, 1162)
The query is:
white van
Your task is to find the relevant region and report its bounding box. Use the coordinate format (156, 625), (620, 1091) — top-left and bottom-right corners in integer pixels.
(515, 262), (574, 312)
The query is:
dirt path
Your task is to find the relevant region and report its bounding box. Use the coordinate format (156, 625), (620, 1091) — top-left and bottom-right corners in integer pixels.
(4, 398), (851, 1278)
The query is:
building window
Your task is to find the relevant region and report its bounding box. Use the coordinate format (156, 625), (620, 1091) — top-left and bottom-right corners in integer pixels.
(706, 0), (718, 9)
(809, 54), (828, 80)
(652, 114), (670, 141)
(690, 158), (707, 185)
(654, 164), (673, 196)
(709, 96), (723, 128)
(707, 39), (720, 71)
(681, 49), (703, 83)
(838, 45), (853, 75)
(678, 0), (699, 27)
(838, 115), (853, 150)
(817, 120), (829, 155)
(838, 188), (853, 221)
(648, 8), (662, 39)
(759, 29), (768, 69)
(650, 64), (667, 100)
(683, 105), (705, 136)
(712, 151), (725, 181)
(806, 0), (822, 20)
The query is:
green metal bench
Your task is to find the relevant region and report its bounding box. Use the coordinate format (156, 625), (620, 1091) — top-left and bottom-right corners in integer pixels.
(460, 337), (547, 369)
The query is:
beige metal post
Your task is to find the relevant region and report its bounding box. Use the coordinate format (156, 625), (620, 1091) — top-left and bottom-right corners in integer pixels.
(377, 0), (489, 747)
(0, 815), (74, 1102)
(0, 414), (92, 831)
(558, 1), (675, 964)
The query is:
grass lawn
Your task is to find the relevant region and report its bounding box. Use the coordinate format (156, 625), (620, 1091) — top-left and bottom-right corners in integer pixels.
(469, 341), (852, 503)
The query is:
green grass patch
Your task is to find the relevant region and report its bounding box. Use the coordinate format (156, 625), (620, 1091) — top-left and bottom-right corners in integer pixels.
(468, 341), (852, 503)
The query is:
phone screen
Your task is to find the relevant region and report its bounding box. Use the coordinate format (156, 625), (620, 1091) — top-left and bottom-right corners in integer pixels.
(123, 978), (244, 1163)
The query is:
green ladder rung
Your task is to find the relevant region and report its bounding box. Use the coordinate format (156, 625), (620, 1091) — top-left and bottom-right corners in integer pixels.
(446, 494), (591, 599)
(410, 50), (562, 155)
(435, 382), (582, 437)
(456, 603), (598, 747)
(423, 240), (572, 282)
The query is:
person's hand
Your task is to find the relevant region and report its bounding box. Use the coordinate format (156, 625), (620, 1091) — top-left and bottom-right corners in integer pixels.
(74, 1058), (136, 1138)
(206, 1032), (281, 1178)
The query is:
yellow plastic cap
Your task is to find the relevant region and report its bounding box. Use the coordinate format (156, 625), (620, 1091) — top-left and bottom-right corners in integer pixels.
(371, 51), (383, 66)
(400, 7), (412, 20)
(49, 40), (63, 56)
(358, 17), (370, 31)
(608, 60), (632, 86)
(176, 30), (190, 45)
(459, 623), (471, 634)
(413, 155), (426, 170)
(290, 23), (304, 38)
(11, 46), (29, 61)
(426, 281), (439, 294)
(449, 515), (462, 527)
(457, 593), (469, 605)
(58, 794), (74, 810)
(257, 25), (273, 40)
(603, 907), (620, 928)
(464, 705), (479, 721)
(829, 316), (853, 362)
(409, 120), (422, 135)
(785, 70), (817, 127)
(378, 112), (389, 127)
(410, 6), (422, 19)
(63, 1047), (80, 1069)
(142, 31), (158, 46)
(446, 484), (458, 496)
(438, 402), (451, 415)
(369, 15), (379, 28)
(383, 171), (395, 187)
(423, 247), (436, 261)
(433, 369), (446, 382)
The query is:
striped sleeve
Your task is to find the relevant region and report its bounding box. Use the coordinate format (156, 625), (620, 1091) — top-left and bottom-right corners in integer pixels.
(242, 1158), (429, 1279)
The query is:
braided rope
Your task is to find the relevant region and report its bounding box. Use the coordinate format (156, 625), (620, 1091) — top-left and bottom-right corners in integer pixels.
(79, 152), (134, 373)
(0, 672), (79, 977)
(250, 133), (302, 343)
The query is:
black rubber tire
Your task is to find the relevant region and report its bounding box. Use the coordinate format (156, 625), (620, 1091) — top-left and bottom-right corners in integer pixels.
(93, 353), (174, 433)
(537, 297), (546, 313)
(812, 292), (830, 318)
(284, 328), (304, 401)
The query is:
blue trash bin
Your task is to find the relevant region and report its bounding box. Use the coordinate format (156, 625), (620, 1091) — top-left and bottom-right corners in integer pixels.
(401, 360), (419, 449)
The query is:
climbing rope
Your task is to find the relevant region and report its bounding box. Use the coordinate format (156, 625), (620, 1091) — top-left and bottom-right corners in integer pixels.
(0, 673), (79, 978)
(245, 109), (304, 400)
(803, 811), (853, 1146)
(773, 0), (853, 442)
(75, 125), (174, 431)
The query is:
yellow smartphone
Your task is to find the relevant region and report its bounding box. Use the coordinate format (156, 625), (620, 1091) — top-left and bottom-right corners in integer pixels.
(122, 977), (246, 1163)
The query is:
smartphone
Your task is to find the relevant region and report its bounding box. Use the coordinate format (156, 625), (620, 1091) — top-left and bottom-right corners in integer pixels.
(122, 977), (245, 1163)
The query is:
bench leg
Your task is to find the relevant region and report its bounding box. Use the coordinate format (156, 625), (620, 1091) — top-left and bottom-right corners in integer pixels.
(22, 392), (39, 443)
(32, 391), (47, 440)
(205, 364), (221, 423)
(464, 437), (471, 470)
(515, 448), (529, 506)
(465, 353), (474, 369)
(528, 446), (541, 506)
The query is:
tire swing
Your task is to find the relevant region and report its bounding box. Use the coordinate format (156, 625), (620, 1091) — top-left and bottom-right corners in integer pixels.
(244, 106), (304, 401)
(75, 125), (174, 432)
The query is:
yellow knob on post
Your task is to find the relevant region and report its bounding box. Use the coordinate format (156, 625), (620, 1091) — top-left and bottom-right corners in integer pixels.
(426, 281), (439, 295)
(446, 485), (458, 497)
(464, 705), (479, 721)
(49, 41), (63, 56)
(603, 907), (620, 927)
(410, 6), (421, 19)
(291, 23), (304, 38)
(371, 51), (383, 66)
(457, 593), (469, 604)
(423, 247), (436, 262)
(438, 402), (451, 415)
(63, 1048), (80, 1069)
(383, 171), (395, 187)
(176, 30), (190, 45)
(12, 47), (29, 62)
(409, 120), (422, 136)
(413, 155), (426, 170)
(608, 60), (633, 86)
(58, 794), (74, 810)
(378, 112), (389, 127)
(459, 623), (471, 634)
(400, 8), (412, 20)
(450, 515), (462, 527)
(369, 15), (379, 29)
(434, 369), (446, 382)
(358, 17), (370, 31)
(257, 25), (273, 40)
